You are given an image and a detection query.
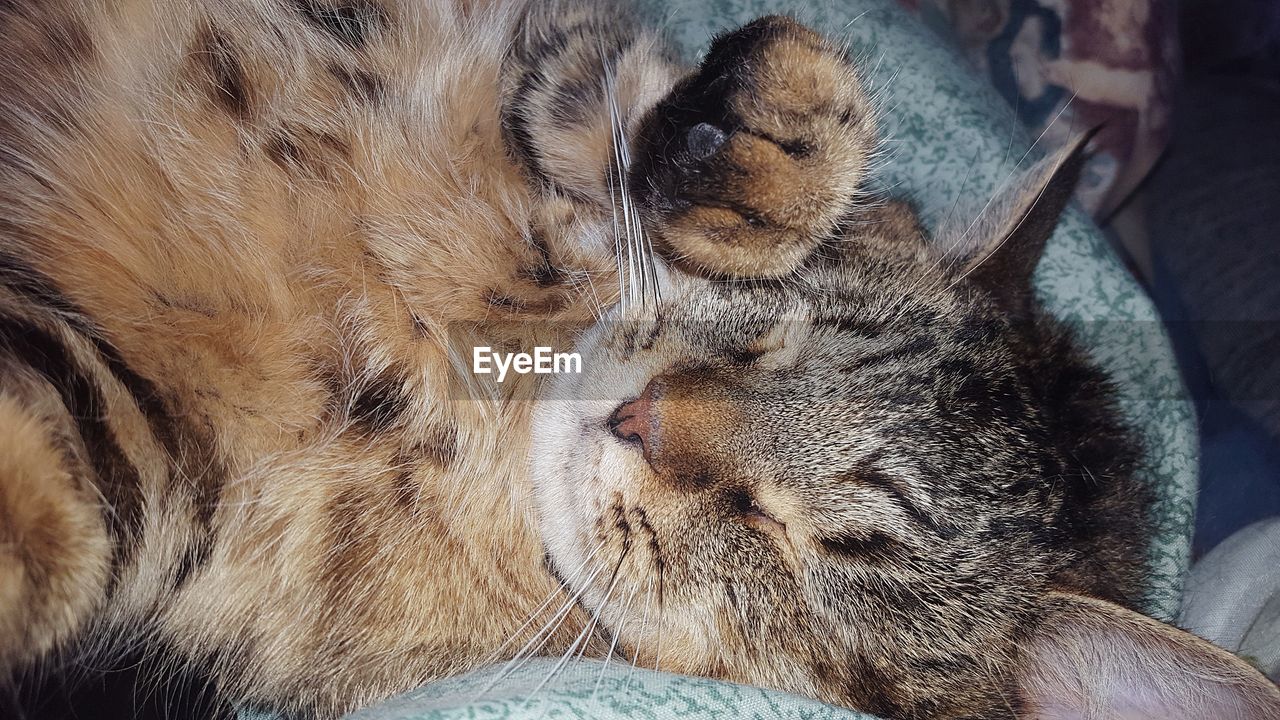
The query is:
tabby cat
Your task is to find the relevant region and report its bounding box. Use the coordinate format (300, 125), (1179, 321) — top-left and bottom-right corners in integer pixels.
(0, 0), (1276, 718)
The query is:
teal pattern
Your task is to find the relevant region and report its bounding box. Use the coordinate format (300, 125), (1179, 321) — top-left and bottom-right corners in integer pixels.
(339, 660), (873, 720)
(245, 1), (1198, 718)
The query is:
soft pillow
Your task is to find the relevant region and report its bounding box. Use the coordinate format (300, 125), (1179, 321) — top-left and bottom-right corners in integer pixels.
(337, 660), (874, 720)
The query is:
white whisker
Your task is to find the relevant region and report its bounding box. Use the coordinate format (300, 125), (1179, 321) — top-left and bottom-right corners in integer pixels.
(474, 540), (606, 673)
(591, 580), (641, 699)
(624, 575), (655, 690)
(475, 546), (607, 697)
(601, 49), (628, 313)
(523, 548), (629, 703)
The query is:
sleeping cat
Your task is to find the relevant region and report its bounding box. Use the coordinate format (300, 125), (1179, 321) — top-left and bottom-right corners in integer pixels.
(0, 0), (1276, 718)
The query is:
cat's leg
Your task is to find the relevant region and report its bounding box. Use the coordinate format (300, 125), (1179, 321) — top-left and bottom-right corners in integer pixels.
(629, 16), (879, 279)
(500, 0), (683, 208)
(0, 311), (116, 674)
(503, 7), (879, 281)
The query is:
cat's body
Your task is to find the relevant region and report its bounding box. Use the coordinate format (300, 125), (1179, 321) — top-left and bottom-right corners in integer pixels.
(1, 1), (1277, 719)
(0, 0), (646, 713)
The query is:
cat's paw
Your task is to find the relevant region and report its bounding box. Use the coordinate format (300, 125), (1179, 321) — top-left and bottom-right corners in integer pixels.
(630, 16), (876, 278)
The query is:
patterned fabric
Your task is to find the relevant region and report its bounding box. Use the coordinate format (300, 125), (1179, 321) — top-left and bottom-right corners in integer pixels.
(338, 660), (874, 720)
(244, 1), (1197, 718)
(895, 0), (1179, 219)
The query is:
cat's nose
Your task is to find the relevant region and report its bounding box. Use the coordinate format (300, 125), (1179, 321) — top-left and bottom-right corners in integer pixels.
(607, 381), (658, 461)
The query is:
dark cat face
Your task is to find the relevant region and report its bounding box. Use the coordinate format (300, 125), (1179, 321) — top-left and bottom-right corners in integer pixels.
(533, 200), (1065, 716)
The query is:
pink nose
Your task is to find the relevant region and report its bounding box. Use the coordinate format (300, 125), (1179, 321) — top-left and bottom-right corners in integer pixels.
(608, 381), (658, 460)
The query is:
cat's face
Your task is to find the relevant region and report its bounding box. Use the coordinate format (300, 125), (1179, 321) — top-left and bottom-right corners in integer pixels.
(532, 214), (1068, 716)
(527, 14), (1280, 719)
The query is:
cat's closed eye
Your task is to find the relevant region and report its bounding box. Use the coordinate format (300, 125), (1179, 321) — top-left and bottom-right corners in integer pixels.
(727, 488), (786, 536)
(726, 346), (766, 365)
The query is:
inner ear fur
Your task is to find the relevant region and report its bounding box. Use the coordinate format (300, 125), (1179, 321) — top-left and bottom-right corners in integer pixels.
(1017, 591), (1280, 720)
(940, 129), (1098, 312)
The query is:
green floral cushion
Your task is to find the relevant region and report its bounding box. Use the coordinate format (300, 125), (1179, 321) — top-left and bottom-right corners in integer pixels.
(339, 660), (869, 720)
(243, 1), (1196, 719)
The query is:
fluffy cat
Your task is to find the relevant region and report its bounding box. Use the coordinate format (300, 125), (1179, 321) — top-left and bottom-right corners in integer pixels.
(0, 0), (1275, 719)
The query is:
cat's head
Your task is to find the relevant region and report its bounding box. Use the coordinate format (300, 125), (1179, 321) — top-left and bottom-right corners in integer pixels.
(532, 136), (1280, 719)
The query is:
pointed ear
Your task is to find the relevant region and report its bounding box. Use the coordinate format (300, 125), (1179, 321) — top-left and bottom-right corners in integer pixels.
(941, 129), (1097, 310)
(1018, 591), (1280, 720)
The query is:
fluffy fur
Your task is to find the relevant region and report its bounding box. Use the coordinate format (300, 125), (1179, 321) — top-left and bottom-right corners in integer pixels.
(0, 1), (1276, 719)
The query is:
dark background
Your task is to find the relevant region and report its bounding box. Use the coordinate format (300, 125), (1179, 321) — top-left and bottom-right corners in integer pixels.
(1143, 0), (1280, 554)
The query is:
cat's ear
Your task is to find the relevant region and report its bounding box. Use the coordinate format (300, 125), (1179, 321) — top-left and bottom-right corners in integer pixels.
(940, 129), (1096, 311)
(1016, 591), (1280, 719)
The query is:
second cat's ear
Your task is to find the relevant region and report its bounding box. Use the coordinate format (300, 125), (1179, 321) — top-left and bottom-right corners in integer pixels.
(1016, 591), (1280, 719)
(939, 130), (1096, 312)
